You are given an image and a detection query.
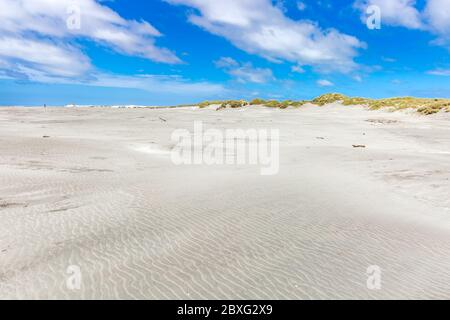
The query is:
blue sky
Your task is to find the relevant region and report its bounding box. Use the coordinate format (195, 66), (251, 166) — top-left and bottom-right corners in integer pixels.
(1, 0), (450, 106)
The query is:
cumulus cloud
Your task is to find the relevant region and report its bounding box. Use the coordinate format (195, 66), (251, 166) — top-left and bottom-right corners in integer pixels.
(215, 57), (274, 83)
(355, 0), (450, 51)
(423, 0), (450, 47)
(356, 0), (450, 37)
(424, 0), (450, 32)
(0, 37), (91, 78)
(166, 0), (365, 73)
(0, 0), (228, 98)
(0, 0), (180, 81)
(354, 0), (423, 29)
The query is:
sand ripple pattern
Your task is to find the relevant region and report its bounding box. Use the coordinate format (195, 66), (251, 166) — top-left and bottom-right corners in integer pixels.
(1, 106), (450, 299)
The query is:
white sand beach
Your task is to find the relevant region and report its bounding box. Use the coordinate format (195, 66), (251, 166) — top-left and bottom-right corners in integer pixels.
(1, 104), (450, 299)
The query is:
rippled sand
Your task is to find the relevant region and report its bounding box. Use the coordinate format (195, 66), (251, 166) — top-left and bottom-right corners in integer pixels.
(1, 104), (449, 299)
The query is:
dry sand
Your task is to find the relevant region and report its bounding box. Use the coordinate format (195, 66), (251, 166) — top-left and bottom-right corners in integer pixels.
(0, 103), (449, 299)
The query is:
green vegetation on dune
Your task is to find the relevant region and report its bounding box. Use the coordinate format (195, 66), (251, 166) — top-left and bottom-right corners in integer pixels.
(366, 97), (450, 114)
(197, 100), (225, 108)
(219, 100), (249, 109)
(307, 93), (450, 114)
(311, 93), (370, 107)
(251, 99), (307, 108)
(249, 98), (267, 105)
(311, 93), (349, 106)
(341, 97), (372, 106)
(193, 93), (450, 115)
(263, 100), (284, 108)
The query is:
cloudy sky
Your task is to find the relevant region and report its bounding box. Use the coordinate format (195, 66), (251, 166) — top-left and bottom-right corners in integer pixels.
(1, 0), (450, 105)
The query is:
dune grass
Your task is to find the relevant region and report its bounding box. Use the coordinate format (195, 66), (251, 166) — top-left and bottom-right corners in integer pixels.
(249, 98), (267, 105)
(367, 97), (450, 114)
(252, 99), (307, 108)
(197, 100), (226, 108)
(313, 93), (450, 114)
(311, 93), (349, 106)
(219, 100), (249, 109)
(193, 93), (450, 115)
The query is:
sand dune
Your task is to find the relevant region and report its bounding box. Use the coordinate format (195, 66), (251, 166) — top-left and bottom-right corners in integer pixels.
(0, 104), (449, 299)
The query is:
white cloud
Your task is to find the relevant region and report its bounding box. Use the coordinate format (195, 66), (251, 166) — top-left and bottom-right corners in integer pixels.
(355, 0), (450, 49)
(215, 57), (274, 83)
(0, 37), (91, 78)
(0, 66), (225, 97)
(317, 79), (334, 87)
(291, 65), (306, 73)
(228, 65), (274, 83)
(423, 0), (450, 46)
(88, 73), (226, 96)
(427, 68), (450, 76)
(0, 0), (180, 81)
(214, 57), (240, 68)
(424, 0), (450, 33)
(166, 0), (364, 73)
(274, 0), (287, 13)
(354, 0), (423, 29)
(0, 0), (225, 99)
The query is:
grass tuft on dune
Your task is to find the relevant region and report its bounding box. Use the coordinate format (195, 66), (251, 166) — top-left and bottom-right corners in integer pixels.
(312, 94), (450, 114)
(193, 93), (450, 115)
